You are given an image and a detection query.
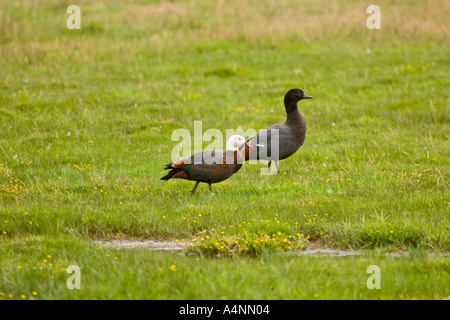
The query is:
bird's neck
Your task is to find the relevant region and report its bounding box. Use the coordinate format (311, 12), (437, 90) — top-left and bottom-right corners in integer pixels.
(225, 148), (244, 166)
(285, 105), (302, 123)
(284, 99), (298, 112)
(237, 146), (246, 157)
(285, 107), (306, 138)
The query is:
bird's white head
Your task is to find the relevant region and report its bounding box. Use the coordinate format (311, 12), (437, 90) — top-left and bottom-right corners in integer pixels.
(226, 135), (248, 151)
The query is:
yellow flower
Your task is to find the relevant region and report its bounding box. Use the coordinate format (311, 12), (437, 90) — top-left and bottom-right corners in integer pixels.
(170, 264), (176, 272)
(21, 294), (26, 299)
(32, 291), (37, 296)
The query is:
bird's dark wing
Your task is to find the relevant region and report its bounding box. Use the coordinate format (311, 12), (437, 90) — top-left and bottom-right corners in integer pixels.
(246, 125), (283, 161)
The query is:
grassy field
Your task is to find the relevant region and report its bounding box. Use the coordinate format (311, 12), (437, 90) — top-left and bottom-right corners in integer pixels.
(0, 0), (449, 299)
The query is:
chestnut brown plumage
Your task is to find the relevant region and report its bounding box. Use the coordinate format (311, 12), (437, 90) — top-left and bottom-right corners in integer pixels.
(161, 135), (252, 194)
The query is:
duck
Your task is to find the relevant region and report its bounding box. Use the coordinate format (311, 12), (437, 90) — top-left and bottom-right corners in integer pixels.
(161, 135), (257, 194)
(246, 88), (312, 173)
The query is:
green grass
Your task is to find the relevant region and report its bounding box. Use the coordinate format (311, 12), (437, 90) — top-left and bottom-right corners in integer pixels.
(1, 236), (449, 300)
(0, 0), (449, 299)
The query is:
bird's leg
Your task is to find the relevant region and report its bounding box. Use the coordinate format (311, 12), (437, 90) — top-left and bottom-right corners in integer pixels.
(190, 181), (200, 195)
(268, 160), (280, 174)
(275, 160), (280, 174)
(208, 183), (214, 193)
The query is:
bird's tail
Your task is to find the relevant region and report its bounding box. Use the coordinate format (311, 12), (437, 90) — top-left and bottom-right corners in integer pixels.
(160, 163), (184, 181)
(160, 169), (179, 181)
(163, 163), (173, 170)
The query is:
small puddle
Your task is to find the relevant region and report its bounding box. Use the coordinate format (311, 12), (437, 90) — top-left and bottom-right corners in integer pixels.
(93, 240), (363, 256)
(296, 248), (362, 257)
(92, 240), (447, 257)
(93, 240), (185, 251)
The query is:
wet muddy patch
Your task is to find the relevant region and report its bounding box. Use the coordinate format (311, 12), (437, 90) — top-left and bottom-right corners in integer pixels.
(92, 240), (447, 257)
(93, 240), (364, 256)
(93, 240), (185, 250)
(295, 248), (362, 257)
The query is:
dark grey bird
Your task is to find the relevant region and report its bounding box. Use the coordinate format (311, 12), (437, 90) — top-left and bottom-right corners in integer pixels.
(161, 135), (258, 194)
(245, 88), (312, 173)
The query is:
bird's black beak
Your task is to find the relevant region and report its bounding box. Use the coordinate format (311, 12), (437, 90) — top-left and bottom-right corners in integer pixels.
(302, 94), (313, 99)
(244, 141), (251, 148)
